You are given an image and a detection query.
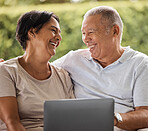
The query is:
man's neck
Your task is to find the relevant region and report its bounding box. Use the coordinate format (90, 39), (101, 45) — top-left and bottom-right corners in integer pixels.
(95, 47), (125, 68)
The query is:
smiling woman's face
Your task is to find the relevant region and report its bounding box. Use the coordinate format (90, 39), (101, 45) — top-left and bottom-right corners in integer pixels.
(28, 17), (62, 60)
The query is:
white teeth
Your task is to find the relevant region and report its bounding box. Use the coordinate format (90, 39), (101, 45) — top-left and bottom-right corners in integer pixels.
(88, 45), (95, 48)
(50, 42), (57, 46)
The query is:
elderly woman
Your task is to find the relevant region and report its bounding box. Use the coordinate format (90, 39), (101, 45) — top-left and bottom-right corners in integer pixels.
(0, 11), (74, 131)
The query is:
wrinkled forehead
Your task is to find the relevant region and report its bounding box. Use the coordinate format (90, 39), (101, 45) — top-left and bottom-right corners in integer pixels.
(81, 15), (101, 31)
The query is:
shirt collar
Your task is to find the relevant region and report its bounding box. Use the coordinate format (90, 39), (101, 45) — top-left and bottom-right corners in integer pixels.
(81, 49), (92, 60)
(118, 46), (135, 63)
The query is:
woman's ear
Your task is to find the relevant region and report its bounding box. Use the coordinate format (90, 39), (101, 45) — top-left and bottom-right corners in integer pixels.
(28, 28), (36, 39)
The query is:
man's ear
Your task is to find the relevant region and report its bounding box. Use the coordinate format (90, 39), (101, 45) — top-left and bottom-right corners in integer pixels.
(28, 28), (36, 39)
(112, 24), (120, 36)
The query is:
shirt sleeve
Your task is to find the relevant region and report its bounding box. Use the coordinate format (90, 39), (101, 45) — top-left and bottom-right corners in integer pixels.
(0, 64), (16, 97)
(52, 65), (75, 99)
(62, 69), (75, 99)
(52, 51), (73, 68)
(133, 59), (148, 107)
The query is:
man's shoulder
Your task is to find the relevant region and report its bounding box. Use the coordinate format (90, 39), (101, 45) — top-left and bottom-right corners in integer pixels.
(125, 47), (148, 61)
(67, 48), (90, 58)
(133, 50), (148, 62)
(53, 49), (90, 67)
(128, 48), (148, 68)
(71, 48), (89, 54)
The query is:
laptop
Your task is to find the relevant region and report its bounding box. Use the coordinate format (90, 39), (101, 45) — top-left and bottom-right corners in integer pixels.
(44, 98), (114, 131)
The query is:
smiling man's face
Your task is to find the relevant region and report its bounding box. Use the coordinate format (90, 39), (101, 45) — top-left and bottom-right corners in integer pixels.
(81, 15), (115, 62)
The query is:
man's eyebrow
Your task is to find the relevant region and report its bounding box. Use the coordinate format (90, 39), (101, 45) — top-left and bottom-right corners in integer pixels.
(88, 28), (97, 31)
(81, 28), (96, 31)
(51, 25), (61, 33)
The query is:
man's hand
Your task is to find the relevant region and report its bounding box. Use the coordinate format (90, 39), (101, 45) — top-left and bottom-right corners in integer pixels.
(115, 106), (148, 130)
(114, 117), (118, 126)
(0, 58), (4, 62)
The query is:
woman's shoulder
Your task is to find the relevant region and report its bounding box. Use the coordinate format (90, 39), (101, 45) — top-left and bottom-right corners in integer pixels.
(0, 57), (18, 64)
(51, 64), (69, 75)
(50, 64), (72, 83)
(0, 57), (19, 73)
(50, 64), (74, 98)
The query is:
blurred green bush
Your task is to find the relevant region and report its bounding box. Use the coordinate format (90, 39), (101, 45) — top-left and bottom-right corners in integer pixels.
(0, 1), (148, 61)
(0, 0), (71, 6)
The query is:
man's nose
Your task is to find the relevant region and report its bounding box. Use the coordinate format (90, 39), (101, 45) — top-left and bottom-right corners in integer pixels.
(83, 34), (90, 45)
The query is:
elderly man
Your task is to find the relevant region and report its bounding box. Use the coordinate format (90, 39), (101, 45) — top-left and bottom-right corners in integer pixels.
(53, 6), (148, 131)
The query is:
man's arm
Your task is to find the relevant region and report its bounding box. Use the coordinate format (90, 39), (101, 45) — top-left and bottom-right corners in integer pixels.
(114, 106), (148, 130)
(0, 96), (26, 131)
(0, 59), (4, 62)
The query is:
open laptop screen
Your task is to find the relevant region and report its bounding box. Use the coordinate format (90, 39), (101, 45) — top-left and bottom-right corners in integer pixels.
(44, 98), (114, 131)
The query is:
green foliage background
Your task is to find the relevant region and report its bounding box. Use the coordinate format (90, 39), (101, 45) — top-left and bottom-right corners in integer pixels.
(0, 1), (148, 61)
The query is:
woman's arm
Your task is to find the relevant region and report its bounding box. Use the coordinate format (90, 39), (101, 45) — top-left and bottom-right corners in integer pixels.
(0, 96), (26, 131)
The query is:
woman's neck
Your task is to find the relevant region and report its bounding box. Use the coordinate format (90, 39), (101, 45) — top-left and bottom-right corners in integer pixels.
(19, 54), (51, 80)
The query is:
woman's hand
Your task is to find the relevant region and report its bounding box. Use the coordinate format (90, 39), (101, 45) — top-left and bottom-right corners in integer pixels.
(0, 96), (26, 131)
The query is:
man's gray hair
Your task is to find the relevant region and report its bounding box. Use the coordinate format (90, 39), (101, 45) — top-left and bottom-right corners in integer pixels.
(84, 6), (123, 42)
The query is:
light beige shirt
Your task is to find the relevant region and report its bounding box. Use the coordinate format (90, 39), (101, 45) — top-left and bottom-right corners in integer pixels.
(0, 57), (74, 131)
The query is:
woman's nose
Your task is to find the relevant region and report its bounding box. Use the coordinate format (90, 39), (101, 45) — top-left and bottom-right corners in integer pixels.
(56, 33), (62, 42)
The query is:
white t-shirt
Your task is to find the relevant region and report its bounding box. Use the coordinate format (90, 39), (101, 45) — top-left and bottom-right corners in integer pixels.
(0, 57), (74, 131)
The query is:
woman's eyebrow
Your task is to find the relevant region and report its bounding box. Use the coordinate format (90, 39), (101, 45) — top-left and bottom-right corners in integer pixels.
(51, 25), (61, 33)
